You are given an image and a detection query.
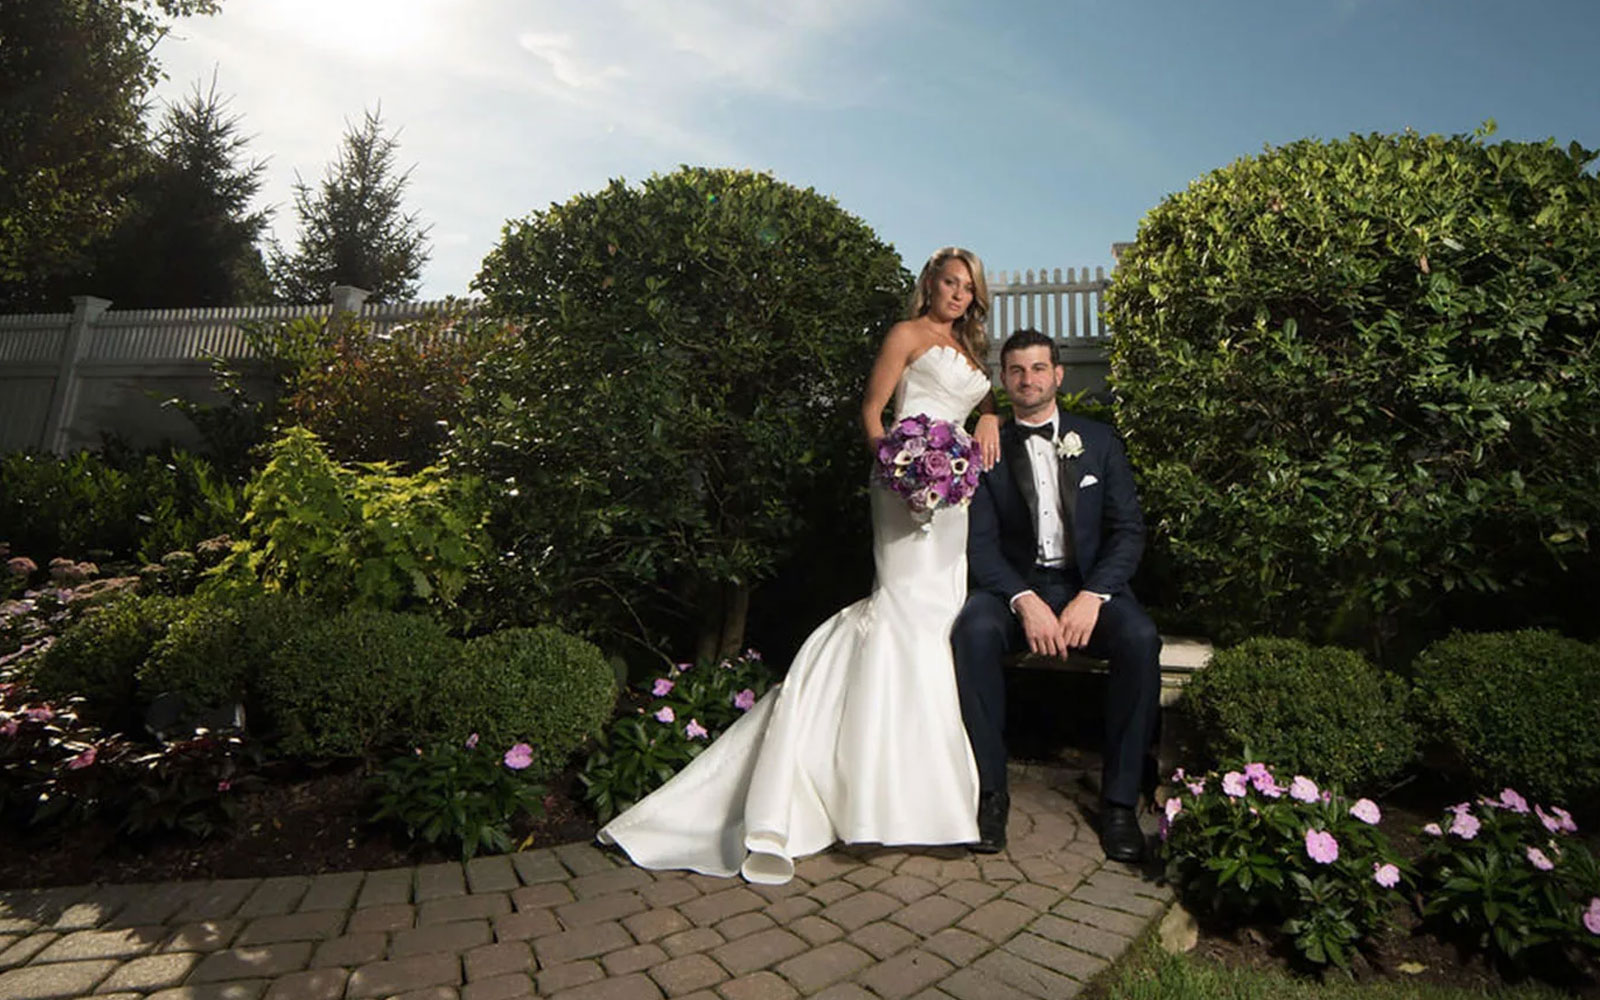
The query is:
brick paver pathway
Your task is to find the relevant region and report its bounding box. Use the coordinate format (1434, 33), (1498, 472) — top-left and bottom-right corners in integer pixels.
(0, 765), (1170, 1000)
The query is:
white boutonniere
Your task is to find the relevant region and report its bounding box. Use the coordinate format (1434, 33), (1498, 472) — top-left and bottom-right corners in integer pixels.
(1056, 430), (1085, 460)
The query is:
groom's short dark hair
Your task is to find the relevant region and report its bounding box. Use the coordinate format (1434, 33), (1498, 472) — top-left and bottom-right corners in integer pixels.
(1000, 328), (1059, 366)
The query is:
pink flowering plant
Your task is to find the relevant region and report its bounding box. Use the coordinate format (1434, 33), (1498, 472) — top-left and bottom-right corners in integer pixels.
(370, 733), (546, 860)
(1160, 761), (1407, 967)
(872, 414), (981, 521)
(580, 649), (777, 821)
(1416, 788), (1600, 968)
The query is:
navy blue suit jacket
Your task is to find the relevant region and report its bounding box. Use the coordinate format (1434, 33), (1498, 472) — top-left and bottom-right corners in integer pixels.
(967, 413), (1146, 602)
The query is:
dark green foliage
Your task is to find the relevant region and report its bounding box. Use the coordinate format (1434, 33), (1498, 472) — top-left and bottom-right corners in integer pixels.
(140, 588), (320, 723)
(271, 107), (430, 304)
(370, 737), (545, 860)
(459, 166), (907, 660)
(440, 627), (617, 777)
(119, 732), (260, 839)
(1410, 630), (1600, 806)
(28, 592), (184, 731)
(0, 447), (241, 564)
(0, 0), (222, 309)
(1104, 127), (1600, 658)
(281, 312), (520, 470)
(258, 608), (459, 759)
(1182, 637), (1416, 791)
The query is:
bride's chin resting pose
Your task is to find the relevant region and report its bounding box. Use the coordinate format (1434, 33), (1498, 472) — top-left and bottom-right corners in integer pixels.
(597, 247), (1003, 884)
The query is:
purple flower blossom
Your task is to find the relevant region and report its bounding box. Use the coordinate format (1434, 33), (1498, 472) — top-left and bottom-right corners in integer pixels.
(1243, 762), (1269, 780)
(684, 719), (708, 740)
(655, 706), (675, 724)
(744, 648), (762, 661)
(217, 779), (232, 792)
(464, 733), (479, 749)
(67, 746), (97, 769)
(1350, 799), (1381, 825)
(1527, 846), (1555, 871)
(1449, 810), (1481, 840)
(1289, 776), (1319, 803)
(1221, 771), (1247, 797)
(652, 678), (675, 697)
(1164, 796), (1183, 822)
(1305, 829), (1339, 864)
(674, 661), (692, 673)
(503, 743), (533, 770)
(1186, 778), (1206, 797)
(1422, 822), (1443, 836)
(927, 421), (955, 449)
(1548, 805), (1578, 834)
(1585, 899), (1600, 936)
(733, 688), (756, 711)
(1170, 767), (1186, 782)
(1373, 863), (1400, 888)
(1498, 788), (1530, 814)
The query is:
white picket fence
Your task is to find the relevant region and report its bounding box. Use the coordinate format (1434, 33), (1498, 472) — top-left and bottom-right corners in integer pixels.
(0, 267), (1113, 454)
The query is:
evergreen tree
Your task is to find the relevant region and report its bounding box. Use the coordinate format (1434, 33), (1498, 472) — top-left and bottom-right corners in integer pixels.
(89, 73), (272, 307)
(0, 0), (222, 310)
(271, 108), (431, 303)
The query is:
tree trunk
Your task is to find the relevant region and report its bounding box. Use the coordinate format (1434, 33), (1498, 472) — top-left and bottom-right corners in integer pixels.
(694, 581), (750, 665)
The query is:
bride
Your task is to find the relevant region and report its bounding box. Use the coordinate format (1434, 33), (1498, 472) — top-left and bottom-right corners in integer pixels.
(598, 247), (1002, 884)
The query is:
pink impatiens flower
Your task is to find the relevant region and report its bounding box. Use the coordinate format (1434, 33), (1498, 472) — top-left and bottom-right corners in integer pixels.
(1373, 863), (1400, 888)
(1305, 829), (1339, 864)
(0, 718), (17, 738)
(1498, 788), (1530, 814)
(655, 706), (676, 724)
(1585, 899), (1600, 936)
(24, 705), (53, 722)
(1546, 805), (1579, 834)
(1289, 776), (1319, 803)
(67, 746), (97, 769)
(1164, 796), (1183, 822)
(1450, 810), (1481, 840)
(733, 688), (756, 711)
(1221, 771), (1248, 797)
(684, 719), (708, 740)
(1422, 822), (1443, 836)
(464, 733), (479, 749)
(503, 743), (533, 770)
(1527, 847), (1555, 871)
(1350, 798), (1381, 825)
(1186, 778), (1206, 797)
(652, 678), (675, 697)
(217, 779), (232, 792)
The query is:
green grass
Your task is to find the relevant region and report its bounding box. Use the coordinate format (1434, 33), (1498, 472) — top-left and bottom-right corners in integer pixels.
(1089, 938), (1571, 1000)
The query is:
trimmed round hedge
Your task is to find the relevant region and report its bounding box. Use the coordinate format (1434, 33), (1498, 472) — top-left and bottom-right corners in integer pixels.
(259, 608), (460, 759)
(1105, 128), (1600, 655)
(442, 627), (618, 776)
(1410, 629), (1600, 807)
(1182, 636), (1416, 791)
(28, 591), (184, 730)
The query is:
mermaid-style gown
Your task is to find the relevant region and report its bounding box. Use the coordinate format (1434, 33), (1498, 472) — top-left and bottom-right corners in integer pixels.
(598, 346), (991, 883)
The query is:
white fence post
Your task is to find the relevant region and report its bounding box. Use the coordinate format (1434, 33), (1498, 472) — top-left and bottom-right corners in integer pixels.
(40, 295), (111, 454)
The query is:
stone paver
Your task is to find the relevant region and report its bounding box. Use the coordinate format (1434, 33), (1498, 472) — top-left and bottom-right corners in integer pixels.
(0, 768), (1172, 1000)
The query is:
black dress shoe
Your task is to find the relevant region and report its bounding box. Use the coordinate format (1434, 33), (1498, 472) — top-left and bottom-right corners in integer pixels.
(972, 791), (1009, 854)
(1099, 804), (1145, 863)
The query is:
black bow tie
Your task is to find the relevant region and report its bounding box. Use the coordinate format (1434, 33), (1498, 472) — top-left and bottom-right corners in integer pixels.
(1017, 422), (1055, 442)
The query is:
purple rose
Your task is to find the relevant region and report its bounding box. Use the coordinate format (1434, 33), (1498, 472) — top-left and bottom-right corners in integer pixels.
(919, 450), (953, 480)
(927, 421), (955, 449)
(895, 417), (926, 438)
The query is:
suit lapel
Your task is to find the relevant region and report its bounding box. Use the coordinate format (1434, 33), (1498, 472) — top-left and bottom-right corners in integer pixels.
(1057, 419), (1081, 564)
(1002, 421), (1040, 533)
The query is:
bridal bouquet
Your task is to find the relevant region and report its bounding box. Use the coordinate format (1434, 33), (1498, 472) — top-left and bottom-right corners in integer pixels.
(873, 414), (981, 520)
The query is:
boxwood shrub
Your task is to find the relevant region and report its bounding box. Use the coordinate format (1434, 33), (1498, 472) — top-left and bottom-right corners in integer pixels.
(1181, 637), (1416, 791)
(27, 591), (185, 731)
(1410, 630), (1600, 806)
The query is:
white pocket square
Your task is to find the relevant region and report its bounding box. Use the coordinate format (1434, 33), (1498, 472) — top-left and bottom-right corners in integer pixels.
(1079, 474), (1100, 488)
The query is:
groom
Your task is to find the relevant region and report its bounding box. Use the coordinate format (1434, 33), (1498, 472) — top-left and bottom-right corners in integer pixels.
(952, 328), (1161, 862)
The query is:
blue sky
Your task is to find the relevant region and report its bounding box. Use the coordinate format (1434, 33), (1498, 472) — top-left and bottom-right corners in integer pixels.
(153, 0), (1600, 299)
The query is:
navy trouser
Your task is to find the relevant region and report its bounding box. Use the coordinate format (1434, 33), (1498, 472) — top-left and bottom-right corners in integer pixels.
(951, 566), (1161, 809)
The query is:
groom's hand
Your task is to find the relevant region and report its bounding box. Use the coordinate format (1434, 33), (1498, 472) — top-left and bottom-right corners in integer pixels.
(1058, 591), (1103, 649)
(1015, 593), (1066, 658)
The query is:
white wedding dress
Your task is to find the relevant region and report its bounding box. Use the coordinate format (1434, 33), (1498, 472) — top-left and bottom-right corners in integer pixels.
(598, 346), (989, 884)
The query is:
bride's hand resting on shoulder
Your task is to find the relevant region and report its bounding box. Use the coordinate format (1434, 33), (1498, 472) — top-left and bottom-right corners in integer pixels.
(974, 413), (1000, 470)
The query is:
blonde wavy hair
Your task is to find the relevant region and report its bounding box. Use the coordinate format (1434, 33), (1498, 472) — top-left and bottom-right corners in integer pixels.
(908, 246), (989, 365)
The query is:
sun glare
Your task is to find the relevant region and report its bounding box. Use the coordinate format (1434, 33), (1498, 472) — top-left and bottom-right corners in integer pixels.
(265, 0), (440, 59)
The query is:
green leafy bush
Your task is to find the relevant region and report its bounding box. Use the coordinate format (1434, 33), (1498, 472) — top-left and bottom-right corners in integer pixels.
(258, 608), (459, 759)
(1410, 630), (1600, 805)
(458, 166), (907, 661)
(1416, 789), (1600, 970)
(1104, 127), (1600, 657)
(0, 448), (241, 563)
(140, 588), (320, 725)
(282, 311), (519, 471)
(581, 649), (778, 822)
(27, 592), (184, 731)
(370, 735), (546, 860)
(1161, 763), (1406, 968)
(210, 427), (488, 614)
(1182, 638), (1416, 791)
(439, 627), (616, 777)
